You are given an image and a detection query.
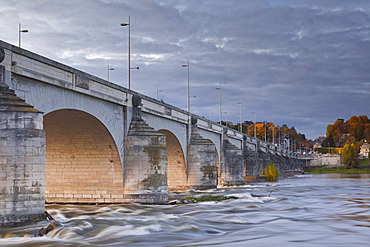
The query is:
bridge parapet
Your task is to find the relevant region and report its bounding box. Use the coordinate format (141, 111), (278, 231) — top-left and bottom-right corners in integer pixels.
(1, 40), (130, 106)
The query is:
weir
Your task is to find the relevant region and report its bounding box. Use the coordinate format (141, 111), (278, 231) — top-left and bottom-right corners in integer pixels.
(0, 40), (304, 227)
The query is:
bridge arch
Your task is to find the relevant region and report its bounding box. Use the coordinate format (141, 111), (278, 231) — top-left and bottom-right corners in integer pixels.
(44, 109), (124, 203)
(158, 129), (187, 190)
(203, 138), (221, 186)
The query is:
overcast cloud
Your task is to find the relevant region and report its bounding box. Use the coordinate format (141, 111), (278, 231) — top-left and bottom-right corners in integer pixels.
(1, 0), (369, 140)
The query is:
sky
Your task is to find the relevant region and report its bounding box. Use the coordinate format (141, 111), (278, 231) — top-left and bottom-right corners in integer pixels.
(1, 0), (369, 140)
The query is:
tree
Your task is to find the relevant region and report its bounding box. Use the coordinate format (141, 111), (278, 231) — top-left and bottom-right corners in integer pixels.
(342, 143), (359, 169)
(264, 163), (278, 181)
(322, 137), (335, 147)
(347, 115), (369, 142)
(324, 115), (370, 147)
(326, 124), (334, 138)
(332, 119), (347, 146)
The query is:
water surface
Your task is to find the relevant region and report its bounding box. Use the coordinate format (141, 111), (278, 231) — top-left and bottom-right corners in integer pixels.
(1, 174), (369, 246)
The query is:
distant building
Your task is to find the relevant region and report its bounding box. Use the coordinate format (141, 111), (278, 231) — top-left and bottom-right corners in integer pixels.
(308, 153), (341, 166)
(360, 143), (370, 158)
(313, 142), (322, 149)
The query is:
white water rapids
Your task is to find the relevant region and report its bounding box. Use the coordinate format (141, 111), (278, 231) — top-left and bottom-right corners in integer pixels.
(1, 174), (369, 246)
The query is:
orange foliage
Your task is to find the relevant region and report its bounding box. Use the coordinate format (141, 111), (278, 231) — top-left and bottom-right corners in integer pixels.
(326, 115), (370, 146)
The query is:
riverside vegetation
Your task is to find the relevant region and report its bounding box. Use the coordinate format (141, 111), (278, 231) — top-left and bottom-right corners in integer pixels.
(304, 165), (370, 174)
(263, 163), (279, 181)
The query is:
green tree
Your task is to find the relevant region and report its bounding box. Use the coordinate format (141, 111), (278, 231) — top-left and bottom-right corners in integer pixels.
(326, 124), (334, 138)
(342, 143), (359, 169)
(322, 137), (335, 147)
(264, 163), (278, 181)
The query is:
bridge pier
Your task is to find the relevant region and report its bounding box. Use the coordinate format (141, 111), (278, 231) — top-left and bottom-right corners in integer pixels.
(123, 95), (168, 204)
(219, 130), (244, 186)
(186, 117), (217, 190)
(243, 140), (303, 176)
(0, 57), (46, 227)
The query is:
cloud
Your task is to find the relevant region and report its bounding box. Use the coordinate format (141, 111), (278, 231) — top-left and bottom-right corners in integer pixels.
(1, 0), (369, 140)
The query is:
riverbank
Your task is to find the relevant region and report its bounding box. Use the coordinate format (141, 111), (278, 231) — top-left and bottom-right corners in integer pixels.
(304, 165), (370, 174)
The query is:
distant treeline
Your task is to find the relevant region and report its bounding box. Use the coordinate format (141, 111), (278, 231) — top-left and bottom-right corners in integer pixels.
(227, 121), (312, 151)
(323, 115), (370, 147)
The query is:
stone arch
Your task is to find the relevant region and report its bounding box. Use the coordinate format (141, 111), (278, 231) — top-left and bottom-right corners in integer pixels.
(158, 129), (186, 190)
(44, 109), (124, 203)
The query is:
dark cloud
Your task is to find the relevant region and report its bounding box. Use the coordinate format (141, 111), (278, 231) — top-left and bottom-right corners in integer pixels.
(1, 0), (369, 139)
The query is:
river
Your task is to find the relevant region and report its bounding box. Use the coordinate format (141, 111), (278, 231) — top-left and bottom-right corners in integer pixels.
(1, 174), (369, 246)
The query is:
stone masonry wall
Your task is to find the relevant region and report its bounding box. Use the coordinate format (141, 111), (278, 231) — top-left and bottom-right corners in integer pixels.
(219, 134), (244, 186)
(44, 109), (124, 203)
(307, 153), (341, 166)
(1, 60), (46, 227)
(0, 112), (45, 227)
(159, 130), (187, 191)
(123, 97), (168, 204)
(187, 124), (217, 190)
(244, 148), (303, 176)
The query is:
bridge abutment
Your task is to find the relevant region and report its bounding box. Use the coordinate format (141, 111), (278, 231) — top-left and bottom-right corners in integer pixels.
(0, 60), (46, 227)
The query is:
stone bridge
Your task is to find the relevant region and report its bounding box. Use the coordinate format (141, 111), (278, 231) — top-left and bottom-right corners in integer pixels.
(0, 40), (303, 227)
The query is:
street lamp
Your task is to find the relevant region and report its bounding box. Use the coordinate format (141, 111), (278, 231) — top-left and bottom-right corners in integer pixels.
(18, 23), (28, 48)
(216, 86), (222, 125)
(156, 86), (162, 100)
(182, 60), (191, 114)
(264, 121), (267, 142)
(252, 112), (256, 138)
(237, 102), (242, 132)
(107, 64), (114, 81)
(121, 16), (139, 90)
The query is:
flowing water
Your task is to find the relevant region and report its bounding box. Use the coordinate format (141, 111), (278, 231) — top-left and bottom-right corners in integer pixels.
(1, 174), (370, 247)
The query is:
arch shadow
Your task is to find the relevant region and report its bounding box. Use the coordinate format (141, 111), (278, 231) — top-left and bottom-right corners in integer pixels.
(44, 109), (124, 203)
(158, 129), (187, 190)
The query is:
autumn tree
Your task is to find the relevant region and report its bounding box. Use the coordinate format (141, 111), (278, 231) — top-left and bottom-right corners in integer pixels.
(324, 115), (370, 147)
(342, 143), (359, 169)
(326, 124), (334, 139)
(332, 119), (347, 146)
(348, 115), (369, 141)
(229, 120), (308, 151)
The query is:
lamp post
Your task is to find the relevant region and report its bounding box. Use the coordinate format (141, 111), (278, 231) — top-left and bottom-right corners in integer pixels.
(107, 64), (114, 81)
(181, 61), (191, 170)
(121, 16), (139, 90)
(216, 86), (222, 125)
(237, 102), (242, 132)
(156, 86), (162, 100)
(252, 112), (256, 138)
(182, 60), (191, 114)
(18, 23), (28, 48)
(264, 121), (267, 142)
